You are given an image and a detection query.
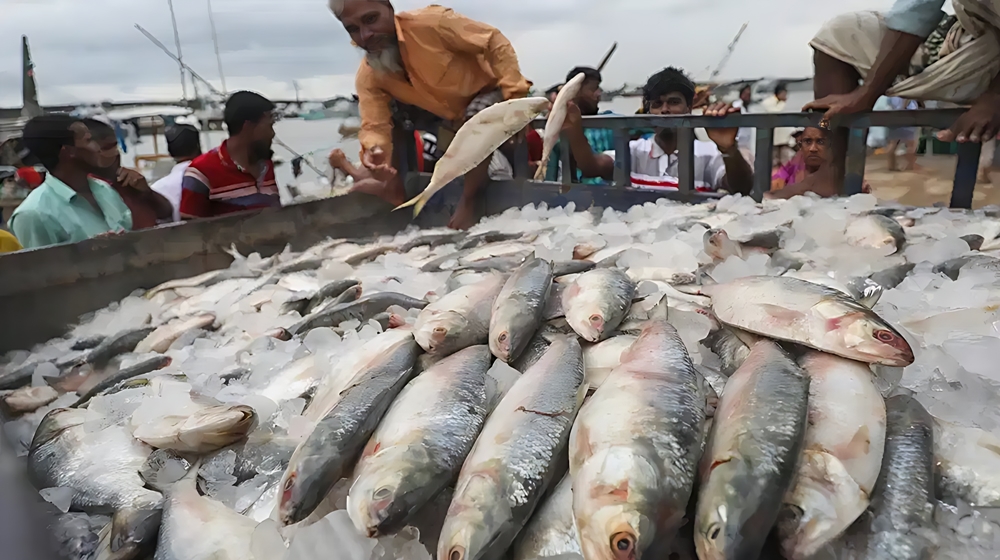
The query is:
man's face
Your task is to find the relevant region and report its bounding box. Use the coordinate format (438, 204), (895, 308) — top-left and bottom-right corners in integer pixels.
(777, 90), (788, 102)
(247, 113), (276, 162)
(576, 79), (602, 116)
(647, 92), (691, 116)
(740, 88), (752, 103)
(67, 122), (102, 173)
(338, 0), (397, 53)
(94, 135), (121, 173)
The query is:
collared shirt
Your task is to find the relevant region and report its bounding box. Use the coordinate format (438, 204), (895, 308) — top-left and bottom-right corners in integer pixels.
(356, 5), (532, 161)
(179, 140), (280, 219)
(545, 111), (618, 185)
(151, 161), (191, 222)
(886, 0), (946, 37)
(619, 136), (728, 192)
(8, 174), (132, 249)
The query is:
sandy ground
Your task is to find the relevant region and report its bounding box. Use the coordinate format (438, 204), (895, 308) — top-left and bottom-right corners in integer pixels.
(867, 153), (999, 208)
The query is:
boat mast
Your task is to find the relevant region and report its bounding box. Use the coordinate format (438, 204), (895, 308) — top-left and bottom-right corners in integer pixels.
(21, 36), (43, 118)
(207, 0), (228, 96)
(166, 0), (189, 104)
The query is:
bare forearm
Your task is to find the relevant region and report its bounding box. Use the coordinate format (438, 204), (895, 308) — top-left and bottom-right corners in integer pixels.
(858, 30), (925, 103)
(143, 190), (175, 220)
(567, 129), (614, 180)
(721, 146), (753, 195)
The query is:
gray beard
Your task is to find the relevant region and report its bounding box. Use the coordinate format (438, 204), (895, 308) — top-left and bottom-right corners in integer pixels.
(365, 45), (404, 75)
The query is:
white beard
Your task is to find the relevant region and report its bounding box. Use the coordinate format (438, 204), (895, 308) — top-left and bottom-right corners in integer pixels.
(365, 44), (404, 75)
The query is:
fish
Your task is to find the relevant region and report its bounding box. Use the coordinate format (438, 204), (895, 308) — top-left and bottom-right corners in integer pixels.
(278, 332), (420, 525)
(461, 242), (536, 265)
(961, 234), (985, 251)
(153, 466), (258, 560)
(72, 356), (173, 407)
(513, 474), (582, 560)
(869, 263), (915, 290)
(845, 395), (935, 559)
(347, 345), (493, 537)
(288, 291), (427, 336)
(571, 318), (705, 560)
(700, 276), (914, 366)
(71, 335), (107, 351)
(83, 327), (157, 367)
(139, 450), (193, 493)
(454, 254), (530, 273)
(134, 314), (216, 354)
(311, 284), (364, 315)
(1, 385), (59, 415)
(229, 432), (301, 483)
(845, 214), (906, 253)
(562, 268), (636, 342)
(535, 72), (587, 181)
(282, 279), (360, 316)
(701, 324), (754, 377)
(456, 231), (527, 251)
(132, 402), (257, 455)
(777, 352), (887, 559)
(934, 254), (1000, 280)
(695, 340), (810, 560)
(490, 257), (554, 362)
(933, 419), (1000, 507)
(580, 335), (637, 390)
(257, 355), (321, 405)
(510, 331), (553, 374)
(144, 267), (257, 299)
(552, 260), (596, 277)
(28, 409), (163, 551)
(0, 361), (49, 391)
(414, 273), (506, 356)
(397, 97), (551, 216)
(344, 244), (396, 266)
(437, 336), (587, 560)
(399, 231), (468, 253)
(781, 271), (883, 308)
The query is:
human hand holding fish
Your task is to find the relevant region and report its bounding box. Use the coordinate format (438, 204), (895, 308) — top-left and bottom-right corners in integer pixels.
(703, 101), (740, 151)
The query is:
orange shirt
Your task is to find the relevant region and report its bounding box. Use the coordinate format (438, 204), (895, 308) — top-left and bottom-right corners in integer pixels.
(356, 5), (532, 161)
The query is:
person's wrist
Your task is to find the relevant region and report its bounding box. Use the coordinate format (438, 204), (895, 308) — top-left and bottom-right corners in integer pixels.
(856, 84), (882, 109)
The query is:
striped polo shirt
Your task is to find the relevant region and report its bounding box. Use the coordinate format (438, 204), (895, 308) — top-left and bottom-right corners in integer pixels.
(179, 140), (280, 219)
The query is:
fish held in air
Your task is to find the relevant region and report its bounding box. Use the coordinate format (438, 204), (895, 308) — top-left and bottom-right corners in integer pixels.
(347, 345), (493, 537)
(562, 268), (636, 342)
(278, 333), (420, 525)
(571, 318), (705, 560)
(777, 352), (886, 560)
(534, 72), (587, 181)
(437, 336), (587, 560)
(695, 340), (810, 560)
(396, 97), (551, 216)
(701, 276), (914, 366)
(414, 273), (506, 356)
(490, 257), (554, 362)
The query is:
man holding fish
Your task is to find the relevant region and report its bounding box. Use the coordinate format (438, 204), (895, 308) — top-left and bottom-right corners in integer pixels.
(330, 0), (532, 230)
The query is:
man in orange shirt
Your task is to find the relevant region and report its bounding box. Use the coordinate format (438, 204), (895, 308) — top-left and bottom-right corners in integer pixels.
(331, 0), (532, 229)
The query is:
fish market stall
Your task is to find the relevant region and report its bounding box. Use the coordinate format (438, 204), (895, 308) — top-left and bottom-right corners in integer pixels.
(4, 189), (1000, 559)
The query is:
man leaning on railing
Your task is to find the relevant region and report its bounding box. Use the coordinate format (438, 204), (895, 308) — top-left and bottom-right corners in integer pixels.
(557, 67), (754, 196)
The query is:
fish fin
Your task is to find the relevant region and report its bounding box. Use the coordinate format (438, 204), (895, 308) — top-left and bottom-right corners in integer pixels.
(109, 508), (162, 556)
(649, 294), (669, 322)
(843, 425), (872, 458)
(533, 156), (549, 181)
(759, 303), (806, 323)
(394, 193), (424, 214)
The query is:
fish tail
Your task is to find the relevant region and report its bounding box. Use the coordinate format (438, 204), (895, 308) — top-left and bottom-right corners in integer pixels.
(533, 157), (549, 181)
(394, 193), (423, 215)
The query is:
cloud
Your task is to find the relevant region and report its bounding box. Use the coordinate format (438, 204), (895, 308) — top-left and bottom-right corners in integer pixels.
(0, 0), (896, 107)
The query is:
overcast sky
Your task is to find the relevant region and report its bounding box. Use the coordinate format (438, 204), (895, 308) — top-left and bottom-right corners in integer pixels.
(0, 0), (901, 107)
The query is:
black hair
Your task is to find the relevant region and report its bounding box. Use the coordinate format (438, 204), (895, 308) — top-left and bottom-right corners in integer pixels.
(166, 124), (202, 159)
(740, 84), (752, 95)
(566, 66), (601, 85)
(642, 67), (695, 106)
(81, 118), (116, 143)
(545, 83), (562, 96)
(224, 91), (275, 135)
(21, 114), (80, 171)
(774, 82), (788, 96)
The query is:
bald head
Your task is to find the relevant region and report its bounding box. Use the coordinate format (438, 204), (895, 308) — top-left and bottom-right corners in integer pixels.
(329, 0), (391, 18)
(332, 0), (397, 56)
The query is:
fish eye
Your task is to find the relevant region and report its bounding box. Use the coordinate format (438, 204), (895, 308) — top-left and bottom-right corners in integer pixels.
(610, 532), (634, 556)
(779, 504), (804, 524)
(498, 332), (508, 343)
(283, 475), (296, 492)
(708, 523), (722, 541)
(373, 486), (392, 500)
(589, 314), (602, 324)
(874, 329), (896, 343)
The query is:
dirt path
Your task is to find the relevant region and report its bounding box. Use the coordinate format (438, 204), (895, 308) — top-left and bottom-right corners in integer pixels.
(867, 153), (998, 208)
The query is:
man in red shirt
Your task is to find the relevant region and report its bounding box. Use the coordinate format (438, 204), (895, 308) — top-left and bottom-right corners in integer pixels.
(181, 91), (281, 219)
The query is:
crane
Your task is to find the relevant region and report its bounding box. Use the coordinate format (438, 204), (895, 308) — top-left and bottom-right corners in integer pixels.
(707, 22), (749, 83)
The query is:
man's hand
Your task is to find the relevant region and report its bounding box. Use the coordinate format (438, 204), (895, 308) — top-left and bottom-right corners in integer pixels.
(562, 101), (583, 134)
(361, 146), (388, 169)
(329, 149), (349, 171)
(703, 102), (740, 152)
(117, 168), (149, 191)
(938, 95), (1000, 143)
(370, 163), (397, 183)
(803, 88), (878, 125)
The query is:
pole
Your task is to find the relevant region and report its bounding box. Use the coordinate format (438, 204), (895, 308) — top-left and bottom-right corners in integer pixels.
(207, 0), (228, 95)
(293, 81), (301, 104)
(134, 24), (224, 97)
(596, 42), (618, 73)
(166, 0), (188, 104)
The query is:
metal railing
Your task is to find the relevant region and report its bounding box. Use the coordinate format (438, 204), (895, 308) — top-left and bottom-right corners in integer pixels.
(394, 108), (984, 207)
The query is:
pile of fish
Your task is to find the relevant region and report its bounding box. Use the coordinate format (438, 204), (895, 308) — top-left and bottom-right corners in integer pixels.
(4, 193), (1000, 560)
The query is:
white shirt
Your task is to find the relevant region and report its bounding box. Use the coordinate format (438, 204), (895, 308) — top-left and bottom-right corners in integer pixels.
(606, 137), (728, 192)
(732, 99), (756, 153)
(150, 161), (191, 223)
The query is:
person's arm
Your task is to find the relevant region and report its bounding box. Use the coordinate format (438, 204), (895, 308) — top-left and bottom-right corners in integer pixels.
(117, 168), (173, 221)
(561, 103), (614, 180)
(703, 102), (753, 195)
(438, 10), (531, 100)
(150, 177), (181, 223)
(8, 210), (63, 249)
(356, 64), (396, 166)
(179, 168), (212, 219)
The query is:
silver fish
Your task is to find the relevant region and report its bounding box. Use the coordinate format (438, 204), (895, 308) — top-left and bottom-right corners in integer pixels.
(1, 385), (59, 415)
(695, 340), (810, 560)
(701, 276), (914, 366)
(562, 269), (636, 342)
(934, 419), (1000, 507)
(0, 361), (43, 391)
(701, 323), (755, 377)
(399, 231), (468, 253)
(438, 336), (587, 560)
(511, 331), (554, 374)
(289, 291), (427, 336)
(415, 273), (506, 356)
(490, 257), (554, 362)
(348, 345), (493, 537)
(572, 318), (705, 560)
(135, 314), (216, 354)
(580, 335), (637, 390)
(72, 355), (173, 407)
(144, 267), (257, 299)
(84, 327), (157, 368)
(869, 263), (915, 290)
(845, 214), (906, 253)
(28, 409), (163, 551)
(131, 403), (257, 455)
(845, 394), (935, 559)
(778, 353), (886, 559)
(513, 475), (582, 560)
(934, 254), (1000, 281)
(278, 333), (420, 525)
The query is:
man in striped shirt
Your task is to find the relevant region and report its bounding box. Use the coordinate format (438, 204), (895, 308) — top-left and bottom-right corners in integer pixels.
(180, 91), (281, 219)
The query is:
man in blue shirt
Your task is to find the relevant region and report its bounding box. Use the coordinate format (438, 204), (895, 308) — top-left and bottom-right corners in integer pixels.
(801, 0), (1000, 198)
(544, 67), (617, 185)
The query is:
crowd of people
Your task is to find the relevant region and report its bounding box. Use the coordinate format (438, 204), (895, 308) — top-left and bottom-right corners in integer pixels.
(2, 0), (998, 251)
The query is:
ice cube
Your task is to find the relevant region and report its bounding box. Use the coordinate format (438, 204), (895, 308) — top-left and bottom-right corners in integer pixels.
(40, 487), (75, 513)
(486, 359), (520, 410)
(942, 335), (1000, 382)
(31, 362), (59, 387)
(252, 519), (288, 560)
(303, 328), (340, 355)
(287, 510), (377, 560)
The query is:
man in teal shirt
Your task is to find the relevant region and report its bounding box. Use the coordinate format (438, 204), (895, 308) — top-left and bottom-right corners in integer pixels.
(9, 115), (132, 249)
(545, 67), (617, 185)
